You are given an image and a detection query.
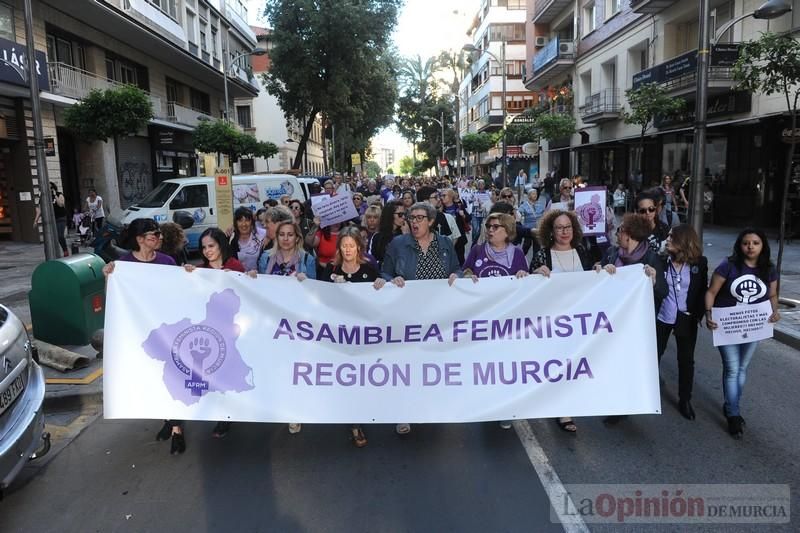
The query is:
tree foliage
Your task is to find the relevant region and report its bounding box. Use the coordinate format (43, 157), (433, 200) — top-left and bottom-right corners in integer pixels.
(461, 132), (497, 154)
(734, 32), (800, 289)
(535, 112), (577, 142)
(262, 0), (401, 171)
(193, 120), (278, 163)
(623, 83), (685, 138)
(363, 160), (382, 177)
(64, 85), (153, 143)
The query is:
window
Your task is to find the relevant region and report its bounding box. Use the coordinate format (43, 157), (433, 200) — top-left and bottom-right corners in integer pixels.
(166, 77), (181, 103)
(0, 3), (14, 41)
(236, 105), (252, 129)
(147, 0), (178, 21)
(169, 185), (208, 210)
(211, 27), (219, 59)
(583, 2), (597, 35)
(488, 23), (525, 42)
(605, 0), (621, 18)
(119, 63), (137, 85)
(190, 88), (210, 113)
(240, 159), (255, 173)
(712, 1), (735, 44)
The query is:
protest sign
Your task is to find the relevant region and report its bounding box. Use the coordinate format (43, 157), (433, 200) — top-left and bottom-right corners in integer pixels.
(712, 301), (774, 347)
(311, 191), (358, 227)
(104, 265), (661, 423)
(574, 187), (607, 236)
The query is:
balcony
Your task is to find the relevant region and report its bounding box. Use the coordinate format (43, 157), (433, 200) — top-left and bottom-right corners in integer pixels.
(532, 0), (574, 24)
(632, 45), (741, 97)
(527, 37), (576, 91)
(579, 89), (622, 124)
(47, 62), (163, 118)
(630, 0), (680, 14)
(167, 101), (213, 128)
(121, 0), (186, 46)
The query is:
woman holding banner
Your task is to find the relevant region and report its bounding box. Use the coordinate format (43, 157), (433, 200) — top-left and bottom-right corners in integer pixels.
(371, 201), (407, 267)
(655, 224), (708, 421)
(102, 218), (186, 454)
(529, 209), (592, 433)
(705, 228), (780, 439)
(378, 202), (462, 435)
(324, 226), (381, 447)
(229, 207), (267, 273)
(257, 220), (316, 279)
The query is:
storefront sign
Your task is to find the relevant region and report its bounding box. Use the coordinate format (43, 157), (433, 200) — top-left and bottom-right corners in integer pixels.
(655, 91), (752, 128)
(632, 45), (741, 89)
(0, 37), (49, 90)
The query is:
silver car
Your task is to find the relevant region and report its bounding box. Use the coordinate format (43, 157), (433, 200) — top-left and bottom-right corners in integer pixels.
(0, 304), (49, 498)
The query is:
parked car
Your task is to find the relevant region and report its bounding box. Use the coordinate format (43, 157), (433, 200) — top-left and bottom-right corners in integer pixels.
(0, 304), (49, 499)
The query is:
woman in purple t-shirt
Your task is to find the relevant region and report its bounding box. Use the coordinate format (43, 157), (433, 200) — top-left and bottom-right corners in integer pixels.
(705, 228), (780, 439)
(102, 218), (184, 454)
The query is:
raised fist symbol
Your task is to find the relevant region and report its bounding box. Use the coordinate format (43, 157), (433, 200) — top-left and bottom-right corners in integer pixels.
(189, 336), (212, 359)
(732, 275), (766, 304)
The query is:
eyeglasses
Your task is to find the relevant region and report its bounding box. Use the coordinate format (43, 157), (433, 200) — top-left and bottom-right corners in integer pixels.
(394, 211), (406, 217)
(291, 205), (302, 210)
(554, 225), (573, 232)
(638, 207), (657, 214)
(561, 186), (573, 190)
(143, 230), (162, 238)
(485, 223), (504, 231)
(407, 214), (428, 222)
(501, 194), (513, 199)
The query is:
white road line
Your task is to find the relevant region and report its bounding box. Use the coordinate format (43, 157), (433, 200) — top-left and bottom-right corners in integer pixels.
(514, 420), (589, 533)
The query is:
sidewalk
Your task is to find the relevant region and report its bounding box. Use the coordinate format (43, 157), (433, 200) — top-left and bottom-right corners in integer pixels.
(1, 224), (799, 409)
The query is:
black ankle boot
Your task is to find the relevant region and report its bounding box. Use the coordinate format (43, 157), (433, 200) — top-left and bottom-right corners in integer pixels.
(727, 416), (744, 439)
(171, 432), (186, 454)
(156, 421), (172, 441)
(679, 400), (696, 420)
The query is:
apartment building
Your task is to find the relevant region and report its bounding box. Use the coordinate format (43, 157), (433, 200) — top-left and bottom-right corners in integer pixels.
(239, 26), (326, 175)
(0, 0), (259, 243)
(459, 0), (539, 180)
(525, 0), (799, 226)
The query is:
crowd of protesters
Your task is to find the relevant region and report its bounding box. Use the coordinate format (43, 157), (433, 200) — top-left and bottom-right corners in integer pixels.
(103, 170), (781, 453)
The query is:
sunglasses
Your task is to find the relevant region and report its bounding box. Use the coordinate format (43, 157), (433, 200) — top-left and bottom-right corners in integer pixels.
(291, 205), (302, 210)
(638, 207), (657, 214)
(143, 230), (162, 238)
(501, 194), (513, 199)
(394, 211), (406, 216)
(561, 186), (573, 190)
(485, 223), (504, 231)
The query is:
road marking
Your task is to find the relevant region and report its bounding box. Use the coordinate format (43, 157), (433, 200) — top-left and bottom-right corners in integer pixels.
(513, 420), (589, 533)
(46, 368), (103, 385)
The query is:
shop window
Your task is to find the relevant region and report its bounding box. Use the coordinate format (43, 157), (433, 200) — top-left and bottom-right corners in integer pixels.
(240, 158), (255, 173)
(169, 185), (208, 210)
(0, 3), (13, 41)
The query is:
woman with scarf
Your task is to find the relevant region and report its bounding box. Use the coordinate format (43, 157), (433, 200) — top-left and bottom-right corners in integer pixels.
(596, 213), (668, 425)
(655, 224), (708, 421)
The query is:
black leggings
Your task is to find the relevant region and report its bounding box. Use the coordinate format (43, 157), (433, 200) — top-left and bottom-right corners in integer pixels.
(55, 218), (68, 253)
(656, 319), (698, 402)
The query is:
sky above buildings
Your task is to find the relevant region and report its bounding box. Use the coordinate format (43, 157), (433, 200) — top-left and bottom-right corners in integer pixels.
(246, 0), (482, 170)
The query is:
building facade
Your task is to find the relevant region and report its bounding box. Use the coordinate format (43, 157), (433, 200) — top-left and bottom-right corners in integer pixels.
(238, 26), (326, 176)
(525, 0), (800, 227)
(459, 0), (540, 181)
(0, 0), (259, 243)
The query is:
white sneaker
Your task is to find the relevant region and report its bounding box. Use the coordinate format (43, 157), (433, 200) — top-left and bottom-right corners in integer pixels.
(288, 423), (302, 434)
(395, 423), (411, 435)
(499, 421), (512, 430)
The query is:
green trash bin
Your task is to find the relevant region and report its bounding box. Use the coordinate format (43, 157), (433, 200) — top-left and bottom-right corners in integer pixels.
(28, 253), (106, 345)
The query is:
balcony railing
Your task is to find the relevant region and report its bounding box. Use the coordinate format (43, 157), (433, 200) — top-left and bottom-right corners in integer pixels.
(579, 89), (621, 123)
(167, 101), (213, 127)
(630, 0), (680, 14)
(533, 0), (574, 24)
(47, 62), (163, 118)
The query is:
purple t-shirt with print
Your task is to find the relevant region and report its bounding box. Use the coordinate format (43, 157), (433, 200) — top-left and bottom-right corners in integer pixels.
(713, 258), (777, 308)
(464, 244), (528, 278)
(119, 251), (176, 266)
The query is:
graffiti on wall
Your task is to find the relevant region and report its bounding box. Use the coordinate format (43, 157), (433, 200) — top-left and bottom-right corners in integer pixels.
(118, 161), (151, 208)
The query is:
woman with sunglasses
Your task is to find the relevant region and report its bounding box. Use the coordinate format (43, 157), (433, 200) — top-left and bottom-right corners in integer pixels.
(288, 199), (314, 240)
(102, 218), (186, 454)
(184, 227), (247, 439)
(529, 209), (593, 433)
(352, 192), (366, 216)
(362, 205), (382, 256)
(705, 228), (780, 439)
(442, 188), (469, 265)
(371, 201), (407, 267)
(229, 207), (267, 272)
(654, 224), (707, 421)
(635, 191), (670, 254)
(545, 178), (574, 211)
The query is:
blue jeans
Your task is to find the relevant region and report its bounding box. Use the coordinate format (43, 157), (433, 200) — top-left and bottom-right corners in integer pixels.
(718, 341), (759, 417)
(471, 215), (483, 245)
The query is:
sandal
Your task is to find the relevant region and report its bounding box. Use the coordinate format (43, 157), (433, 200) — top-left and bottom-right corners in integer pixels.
(351, 426), (367, 448)
(557, 418), (577, 433)
(395, 423), (411, 435)
(288, 423), (302, 434)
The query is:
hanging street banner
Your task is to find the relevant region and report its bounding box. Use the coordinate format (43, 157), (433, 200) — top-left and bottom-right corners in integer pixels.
(104, 263), (661, 423)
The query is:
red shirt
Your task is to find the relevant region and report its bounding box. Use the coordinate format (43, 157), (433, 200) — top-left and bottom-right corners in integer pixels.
(200, 257), (245, 272)
(315, 230), (338, 265)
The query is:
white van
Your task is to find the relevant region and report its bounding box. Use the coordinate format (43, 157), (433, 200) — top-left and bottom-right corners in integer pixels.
(120, 174), (305, 250)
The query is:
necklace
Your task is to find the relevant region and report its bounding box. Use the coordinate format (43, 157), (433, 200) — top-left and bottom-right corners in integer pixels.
(553, 248), (576, 272)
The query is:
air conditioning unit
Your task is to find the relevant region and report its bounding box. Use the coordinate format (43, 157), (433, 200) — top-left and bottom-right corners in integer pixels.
(559, 42), (575, 55)
(534, 36), (549, 48)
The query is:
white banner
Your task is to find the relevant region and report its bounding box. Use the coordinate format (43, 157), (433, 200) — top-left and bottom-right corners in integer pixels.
(711, 301), (774, 347)
(104, 264), (661, 423)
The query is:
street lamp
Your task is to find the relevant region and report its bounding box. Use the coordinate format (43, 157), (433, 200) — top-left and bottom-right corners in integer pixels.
(690, 0), (791, 241)
(223, 48), (267, 124)
(463, 42), (507, 187)
(424, 112), (446, 176)
(286, 138), (308, 173)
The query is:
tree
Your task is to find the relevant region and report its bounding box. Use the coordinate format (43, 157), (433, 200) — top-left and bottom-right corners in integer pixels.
(623, 83), (684, 175)
(438, 50), (469, 175)
(263, 0), (401, 171)
(193, 120), (278, 165)
(535, 112), (577, 142)
(395, 53), (442, 167)
(64, 85), (153, 143)
(363, 160), (382, 177)
(461, 132), (498, 176)
(734, 32), (800, 291)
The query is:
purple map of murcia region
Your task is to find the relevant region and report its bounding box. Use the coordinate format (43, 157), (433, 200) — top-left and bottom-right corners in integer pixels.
(141, 289), (254, 406)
